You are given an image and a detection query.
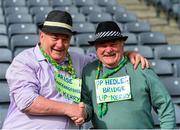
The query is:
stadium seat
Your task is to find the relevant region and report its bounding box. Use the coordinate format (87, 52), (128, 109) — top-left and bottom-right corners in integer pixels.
(6, 14), (33, 26)
(51, 0), (73, 7)
(74, 0), (95, 7)
(97, 0), (117, 7)
(75, 33), (94, 47)
(0, 48), (12, 63)
(0, 104), (9, 129)
(124, 21), (151, 34)
(0, 82), (10, 103)
(0, 35), (9, 48)
(124, 46), (154, 59)
(138, 32), (167, 46)
(14, 48), (29, 56)
(73, 22), (95, 33)
(174, 60), (180, 77)
(3, 0), (26, 7)
(8, 23), (37, 37)
(150, 60), (174, 77)
(26, 0), (49, 7)
(0, 15), (5, 24)
(122, 32), (138, 45)
(71, 13), (86, 23)
(161, 77), (180, 104)
(114, 12), (137, 23)
(0, 24), (7, 35)
(4, 7), (29, 15)
(174, 104), (180, 126)
(106, 5), (126, 15)
(154, 45), (180, 60)
(0, 63), (10, 80)
(33, 13), (48, 24)
(54, 6), (78, 14)
(69, 47), (85, 55)
(80, 6), (104, 15)
(10, 34), (39, 53)
(87, 12), (112, 23)
(30, 6), (53, 16)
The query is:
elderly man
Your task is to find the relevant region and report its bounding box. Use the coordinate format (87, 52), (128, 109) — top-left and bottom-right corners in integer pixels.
(81, 21), (176, 129)
(3, 10), (150, 129)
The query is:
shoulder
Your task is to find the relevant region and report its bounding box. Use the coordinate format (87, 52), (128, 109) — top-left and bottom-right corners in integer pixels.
(10, 47), (39, 70)
(83, 59), (98, 72)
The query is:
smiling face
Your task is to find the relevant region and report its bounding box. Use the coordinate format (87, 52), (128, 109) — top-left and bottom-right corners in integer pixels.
(40, 31), (71, 63)
(95, 40), (124, 68)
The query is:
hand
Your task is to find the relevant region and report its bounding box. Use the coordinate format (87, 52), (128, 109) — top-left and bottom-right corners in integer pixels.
(65, 102), (86, 126)
(126, 51), (151, 69)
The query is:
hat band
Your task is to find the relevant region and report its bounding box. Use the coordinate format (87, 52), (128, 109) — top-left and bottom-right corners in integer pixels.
(96, 31), (121, 39)
(43, 21), (72, 31)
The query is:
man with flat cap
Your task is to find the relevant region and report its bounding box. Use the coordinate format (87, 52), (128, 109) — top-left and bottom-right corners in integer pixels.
(81, 21), (176, 129)
(3, 10), (150, 129)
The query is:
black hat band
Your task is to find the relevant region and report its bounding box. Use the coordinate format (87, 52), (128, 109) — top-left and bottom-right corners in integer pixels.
(96, 31), (121, 39)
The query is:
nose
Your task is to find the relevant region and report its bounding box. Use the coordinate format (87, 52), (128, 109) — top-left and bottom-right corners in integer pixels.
(56, 38), (64, 48)
(105, 46), (113, 52)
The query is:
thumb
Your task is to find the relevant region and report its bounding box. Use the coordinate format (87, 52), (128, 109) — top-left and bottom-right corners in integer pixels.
(79, 102), (85, 108)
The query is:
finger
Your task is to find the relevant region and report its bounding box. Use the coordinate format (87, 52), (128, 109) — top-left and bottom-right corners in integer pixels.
(133, 56), (140, 69)
(79, 102), (85, 108)
(140, 57), (146, 70)
(71, 116), (78, 121)
(74, 118), (85, 126)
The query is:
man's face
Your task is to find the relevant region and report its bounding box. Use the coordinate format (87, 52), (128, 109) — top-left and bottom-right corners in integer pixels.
(40, 31), (71, 63)
(95, 40), (124, 68)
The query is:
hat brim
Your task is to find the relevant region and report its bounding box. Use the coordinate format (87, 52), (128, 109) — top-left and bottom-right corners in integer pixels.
(88, 35), (128, 45)
(38, 23), (76, 36)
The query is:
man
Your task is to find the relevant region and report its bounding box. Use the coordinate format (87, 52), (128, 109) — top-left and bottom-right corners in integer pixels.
(3, 11), (150, 129)
(81, 21), (176, 129)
